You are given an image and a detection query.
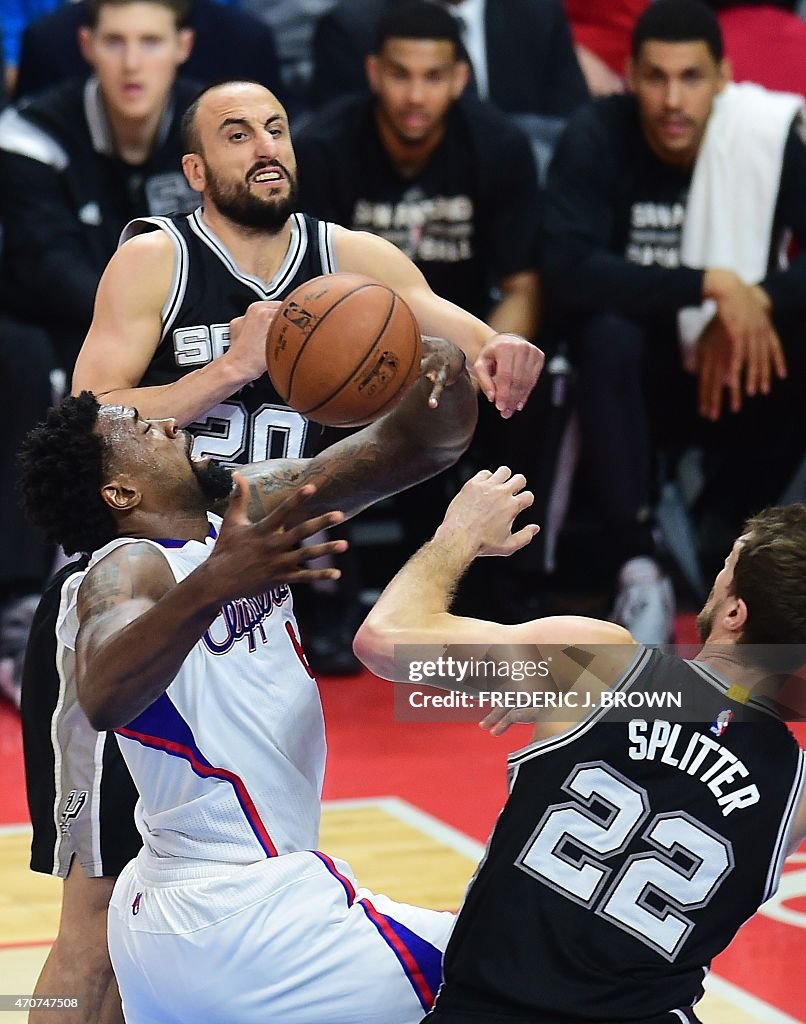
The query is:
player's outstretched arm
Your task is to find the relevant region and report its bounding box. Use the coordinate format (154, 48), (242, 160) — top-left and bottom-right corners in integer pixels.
(72, 234), (272, 426)
(76, 480), (346, 730)
(352, 467), (634, 686)
(240, 339), (478, 524)
(333, 226), (545, 418)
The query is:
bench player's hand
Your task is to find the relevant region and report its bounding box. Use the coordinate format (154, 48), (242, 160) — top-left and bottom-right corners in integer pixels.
(472, 334), (544, 419)
(696, 315), (786, 420)
(226, 300), (283, 385)
(209, 473), (348, 600)
(420, 335), (468, 408)
(434, 467), (539, 558)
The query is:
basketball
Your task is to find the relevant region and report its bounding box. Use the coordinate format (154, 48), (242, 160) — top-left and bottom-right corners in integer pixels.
(265, 273), (423, 427)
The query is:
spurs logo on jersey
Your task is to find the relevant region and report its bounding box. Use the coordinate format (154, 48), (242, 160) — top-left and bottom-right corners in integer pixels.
(59, 789), (88, 835)
(120, 209), (339, 467)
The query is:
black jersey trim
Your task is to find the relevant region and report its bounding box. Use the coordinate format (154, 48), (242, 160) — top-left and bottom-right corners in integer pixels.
(188, 208), (309, 299)
(685, 661), (781, 719)
(118, 216), (189, 342)
(764, 747), (806, 902)
(506, 646), (654, 770)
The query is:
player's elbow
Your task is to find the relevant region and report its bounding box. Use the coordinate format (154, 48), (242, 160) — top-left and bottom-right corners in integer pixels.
(352, 617), (396, 680)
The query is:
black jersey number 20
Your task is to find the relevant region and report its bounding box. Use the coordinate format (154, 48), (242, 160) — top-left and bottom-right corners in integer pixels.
(516, 761), (735, 961)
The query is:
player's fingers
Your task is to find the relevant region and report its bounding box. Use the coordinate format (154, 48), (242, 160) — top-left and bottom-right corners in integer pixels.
(289, 567), (343, 583)
(284, 509), (345, 543)
(506, 472), (528, 495)
(426, 366), (447, 409)
(259, 484), (319, 530)
(506, 523), (540, 554)
(697, 356), (712, 418)
(226, 471), (252, 523)
(489, 466), (512, 484)
(295, 539), (349, 563)
(771, 332), (787, 381)
(471, 354), (497, 404)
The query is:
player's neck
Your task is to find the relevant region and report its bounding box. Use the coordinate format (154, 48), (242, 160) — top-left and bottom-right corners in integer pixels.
(132, 509), (212, 545)
(696, 646), (787, 711)
(200, 205), (294, 283)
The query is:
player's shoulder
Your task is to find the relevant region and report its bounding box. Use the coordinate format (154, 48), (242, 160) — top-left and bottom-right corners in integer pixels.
(77, 540), (175, 613)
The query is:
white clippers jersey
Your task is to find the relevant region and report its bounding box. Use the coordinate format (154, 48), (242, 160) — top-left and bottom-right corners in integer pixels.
(56, 514), (325, 868)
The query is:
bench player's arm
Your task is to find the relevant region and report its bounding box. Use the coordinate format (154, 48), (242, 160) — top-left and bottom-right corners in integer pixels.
(333, 226), (544, 419)
(71, 233), (268, 426)
(75, 487), (347, 730)
(239, 350), (477, 524)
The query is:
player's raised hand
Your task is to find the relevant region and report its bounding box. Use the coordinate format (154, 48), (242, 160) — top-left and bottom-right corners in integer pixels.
(225, 300), (283, 386)
(472, 334), (544, 419)
(435, 466), (539, 558)
(420, 335), (467, 408)
(210, 473), (348, 599)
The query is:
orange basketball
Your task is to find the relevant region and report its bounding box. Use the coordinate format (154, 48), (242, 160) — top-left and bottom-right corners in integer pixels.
(265, 273), (423, 427)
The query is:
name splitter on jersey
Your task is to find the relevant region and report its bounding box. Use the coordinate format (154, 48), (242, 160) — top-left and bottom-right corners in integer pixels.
(203, 585), (291, 655)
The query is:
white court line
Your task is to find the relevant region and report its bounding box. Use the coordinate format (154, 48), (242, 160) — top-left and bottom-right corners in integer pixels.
(0, 824), (30, 836)
(323, 796), (485, 861)
(704, 975), (804, 1024)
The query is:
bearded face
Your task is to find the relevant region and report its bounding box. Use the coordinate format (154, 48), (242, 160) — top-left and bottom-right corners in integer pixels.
(203, 156), (299, 232)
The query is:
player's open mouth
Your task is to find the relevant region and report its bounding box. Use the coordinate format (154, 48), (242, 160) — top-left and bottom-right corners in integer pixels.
(251, 170), (284, 183)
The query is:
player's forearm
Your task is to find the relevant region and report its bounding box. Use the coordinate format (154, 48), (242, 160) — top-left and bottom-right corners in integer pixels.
(244, 372), (477, 524)
(354, 530), (476, 679)
(80, 357), (249, 427)
(79, 564), (224, 731)
(487, 273), (541, 340)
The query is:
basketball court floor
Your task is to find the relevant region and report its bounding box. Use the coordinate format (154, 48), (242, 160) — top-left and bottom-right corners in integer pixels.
(1, 668), (804, 1023)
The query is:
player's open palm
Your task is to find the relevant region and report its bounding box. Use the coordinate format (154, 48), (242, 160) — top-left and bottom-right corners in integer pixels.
(210, 472), (348, 599)
(436, 466), (539, 558)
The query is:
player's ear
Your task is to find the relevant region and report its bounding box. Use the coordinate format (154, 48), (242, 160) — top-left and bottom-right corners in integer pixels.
(723, 595), (748, 637)
(177, 27), (195, 66)
(101, 476), (141, 513)
(182, 152), (206, 193)
(78, 26), (94, 65)
(365, 54), (380, 93)
(452, 59), (471, 98)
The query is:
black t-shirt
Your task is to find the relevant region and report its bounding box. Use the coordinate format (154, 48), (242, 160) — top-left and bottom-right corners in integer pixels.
(543, 94), (806, 320)
(295, 95), (540, 320)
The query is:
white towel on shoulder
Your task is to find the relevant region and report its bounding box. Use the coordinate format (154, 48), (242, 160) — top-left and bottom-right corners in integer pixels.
(678, 81), (804, 352)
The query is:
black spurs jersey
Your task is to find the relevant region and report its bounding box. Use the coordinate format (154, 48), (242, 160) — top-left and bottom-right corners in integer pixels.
(435, 648), (805, 1024)
(122, 208), (340, 465)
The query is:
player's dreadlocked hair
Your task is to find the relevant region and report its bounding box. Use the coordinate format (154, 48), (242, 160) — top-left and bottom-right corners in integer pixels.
(18, 392), (119, 556)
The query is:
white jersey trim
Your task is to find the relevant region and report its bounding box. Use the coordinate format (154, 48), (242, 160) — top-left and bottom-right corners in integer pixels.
(506, 646), (653, 770)
(0, 106), (69, 169)
(187, 207), (310, 299)
(318, 220), (338, 273)
(686, 661), (781, 719)
(763, 746), (806, 901)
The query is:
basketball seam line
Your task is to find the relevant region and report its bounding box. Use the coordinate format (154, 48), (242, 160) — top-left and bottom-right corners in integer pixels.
(283, 282), (380, 399)
(296, 290), (400, 416)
